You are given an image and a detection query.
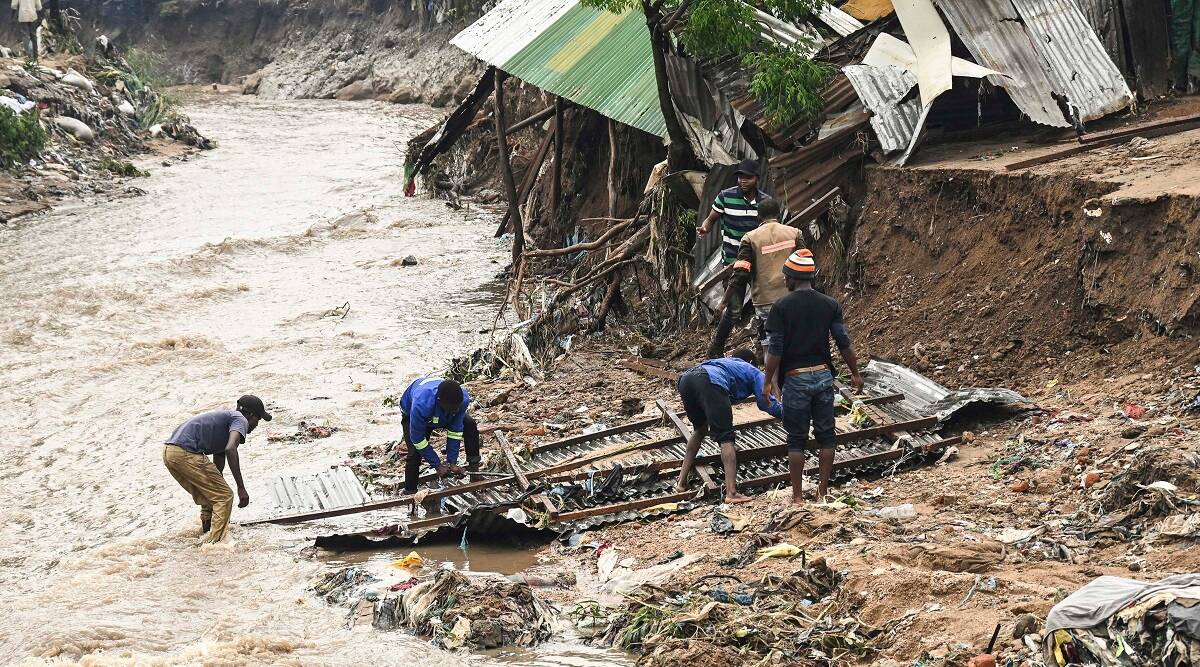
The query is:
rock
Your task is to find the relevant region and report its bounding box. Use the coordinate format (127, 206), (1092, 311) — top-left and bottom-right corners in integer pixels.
(962, 431), (976, 444)
(400, 255), (418, 267)
(487, 388), (512, 406)
(523, 426), (547, 437)
(386, 87), (418, 104)
(1013, 613), (1040, 638)
(53, 116), (95, 142)
(1122, 425), (1147, 439)
(241, 69), (265, 95)
(1010, 480), (1031, 493)
(967, 654), (996, 667)
(1082, 471), (1101, 488)
(850, 537), (867, 547)
(117, 100), (135, 116)
(335, 78), (375, 101)
(1145, 424), (1167, 437)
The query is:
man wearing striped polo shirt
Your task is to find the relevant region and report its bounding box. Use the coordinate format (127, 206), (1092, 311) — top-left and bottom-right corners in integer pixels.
(697, 159), (774, 358)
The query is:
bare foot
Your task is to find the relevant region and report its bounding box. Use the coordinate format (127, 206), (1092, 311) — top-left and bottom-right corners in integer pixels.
(725, 493), (753, 504)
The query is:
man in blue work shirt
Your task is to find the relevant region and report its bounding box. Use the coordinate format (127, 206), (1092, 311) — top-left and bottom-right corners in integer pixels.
(674, 349), (783, 504)
(400, 377), (481, 493)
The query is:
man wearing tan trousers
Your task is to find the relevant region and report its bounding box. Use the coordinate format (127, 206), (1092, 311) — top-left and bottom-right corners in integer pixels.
(162, 395), (271, 543)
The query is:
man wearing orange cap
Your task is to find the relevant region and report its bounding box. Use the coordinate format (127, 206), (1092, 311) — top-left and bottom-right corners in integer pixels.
(763, 250), (863, 503)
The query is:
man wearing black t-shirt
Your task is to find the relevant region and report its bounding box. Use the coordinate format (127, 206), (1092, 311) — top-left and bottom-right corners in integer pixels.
(763, 249), (863, 503)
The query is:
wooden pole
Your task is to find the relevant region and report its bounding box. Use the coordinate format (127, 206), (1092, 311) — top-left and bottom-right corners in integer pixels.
(504, 105), (556, 136)
(492, 72), (524, 263)
(552, 96), (564, 220)
(493, 120), (556, 238)
(607, 118), (618, 219)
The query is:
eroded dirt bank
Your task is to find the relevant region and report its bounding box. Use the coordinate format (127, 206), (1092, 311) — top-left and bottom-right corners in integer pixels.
(64, 0), (487, 106)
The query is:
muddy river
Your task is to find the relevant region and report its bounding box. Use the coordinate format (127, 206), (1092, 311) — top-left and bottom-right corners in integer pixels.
(0, 96), (622, 666)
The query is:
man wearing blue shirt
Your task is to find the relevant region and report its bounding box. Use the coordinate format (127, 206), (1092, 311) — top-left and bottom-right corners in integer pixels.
(674, 349), (783, 504)
(400, 377), (481, 493)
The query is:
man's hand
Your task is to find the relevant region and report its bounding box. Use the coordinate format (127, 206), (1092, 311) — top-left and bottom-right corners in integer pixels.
(237, 488), (250, 508)
(697, 221), (711, 237)
(436, 464), (451, 477)
(447, 464), (466, 478)
(850, 372), (864, 394)
(764, 380), (781, 402)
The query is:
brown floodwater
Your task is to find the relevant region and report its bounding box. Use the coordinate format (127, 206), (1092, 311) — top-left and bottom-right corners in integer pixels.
(0, 95), (627, 666)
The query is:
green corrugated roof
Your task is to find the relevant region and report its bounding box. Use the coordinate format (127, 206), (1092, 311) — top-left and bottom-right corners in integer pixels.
(456, 3), (667, 137)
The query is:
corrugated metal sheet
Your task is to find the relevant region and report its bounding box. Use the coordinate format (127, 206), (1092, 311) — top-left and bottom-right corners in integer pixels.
(267, 466), (372, 515)
(817, 3), (866, 37)
(450, 0), (666, 137)
(934, 0), (1133, 127)
(1011, 0), (1132, 119)
(842, 63), (920, 153)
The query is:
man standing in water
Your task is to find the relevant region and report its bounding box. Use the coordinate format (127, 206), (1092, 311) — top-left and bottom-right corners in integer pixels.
(400, 376), (481, 493)
(697, 159), (774, 358)
(763, 249), (863, 503)
(162, 395), (271, 543)
(675, 349), (783, 504)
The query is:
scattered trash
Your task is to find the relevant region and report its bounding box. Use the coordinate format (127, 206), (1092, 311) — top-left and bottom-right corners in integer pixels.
(310, 566), (376, 605)
(392, 551), (424, 569)
(401, 255), (418, 266)
(876, 503), (917, 521)
(754, 543), (801, 563)
(1044, 573), (1200, 665)
(710, 511), (748, 535)
(372, 570), (554, 649)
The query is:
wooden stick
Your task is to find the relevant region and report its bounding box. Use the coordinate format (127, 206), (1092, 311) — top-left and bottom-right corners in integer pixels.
(592, 273), (622, 331)
(524, 217), (638, 258)
(491, 73), (523, 263)
(504, 105), (555, 136)
(494, 120), (556, 238)
(552, 96), (564, 219)
(607, 118), (619, 219)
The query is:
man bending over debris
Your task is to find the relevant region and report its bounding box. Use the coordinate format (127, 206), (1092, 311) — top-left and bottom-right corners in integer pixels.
(725, 198), (804, 360)
(675, 349), (783, 504)
(163, 394), (271, 543)
(763, 249), (863, 503)
(697, 159), (774, 358)
(400, 377), (481, 493)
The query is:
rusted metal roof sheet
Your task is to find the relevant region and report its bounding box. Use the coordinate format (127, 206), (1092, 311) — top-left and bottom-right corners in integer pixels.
(933, 0), (1133, 127)
(450, 0), (666, 137)
(842, 63), (920, 153)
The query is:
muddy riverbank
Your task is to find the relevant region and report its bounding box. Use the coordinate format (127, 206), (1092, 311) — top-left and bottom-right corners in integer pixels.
(0, 93), (549, 665)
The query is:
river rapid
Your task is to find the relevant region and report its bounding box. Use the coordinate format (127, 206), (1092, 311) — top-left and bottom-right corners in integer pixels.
(0, 95), (549, 665)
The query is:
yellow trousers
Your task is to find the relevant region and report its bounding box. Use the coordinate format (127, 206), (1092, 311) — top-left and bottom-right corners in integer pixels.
(162, 445), (233, 543)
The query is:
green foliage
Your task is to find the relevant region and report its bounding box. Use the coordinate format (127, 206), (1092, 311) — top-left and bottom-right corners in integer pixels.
(94, 47), (181, 129)
(97, 158), (149, 177)
(582, 0), (832, 128)
(680, 0), (756, 60)
(745, 44), (834, 126)
(0, 108), (46, 168)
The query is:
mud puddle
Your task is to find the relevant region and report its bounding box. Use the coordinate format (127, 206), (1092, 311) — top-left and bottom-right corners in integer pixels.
(0, 94), (625, 665)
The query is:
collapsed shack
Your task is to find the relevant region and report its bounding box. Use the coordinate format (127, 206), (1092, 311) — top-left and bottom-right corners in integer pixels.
(241, 360), (1028, 549)
(594, 557), (896, 667)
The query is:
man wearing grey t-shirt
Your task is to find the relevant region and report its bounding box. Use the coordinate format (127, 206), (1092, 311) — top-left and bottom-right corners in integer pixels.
(163, 395), (271, 543)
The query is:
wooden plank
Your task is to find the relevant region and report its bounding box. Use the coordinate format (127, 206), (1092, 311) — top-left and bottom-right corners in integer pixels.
(1079, 110), (1200, 143)
(528, 415), (660, 456)
(496, 431), (530, 491)
(504, 105), (555, 136)
(553, 489), (701, 523)
(619, 357), (679, 381)
(695, 465), (720, 492)
(657, 399), (692, 439)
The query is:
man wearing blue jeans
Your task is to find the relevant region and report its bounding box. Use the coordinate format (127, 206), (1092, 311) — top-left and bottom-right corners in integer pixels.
(763, 249), (863, 503)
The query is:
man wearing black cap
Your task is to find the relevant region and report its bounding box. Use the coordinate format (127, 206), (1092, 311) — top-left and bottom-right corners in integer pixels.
(697, 159), (775, 357)
(162, 395), (271, 544)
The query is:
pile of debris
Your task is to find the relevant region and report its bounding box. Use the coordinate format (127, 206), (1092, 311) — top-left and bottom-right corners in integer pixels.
(373, 570), (555, 650)
(592, 557), (891, 667)
(1043, 574), (1200, 666)
(0, 37), (211, 222)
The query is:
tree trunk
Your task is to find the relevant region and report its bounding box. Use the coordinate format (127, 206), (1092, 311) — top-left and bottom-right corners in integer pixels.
(492, 73), (524, 263)
(641, 0), (701, 172)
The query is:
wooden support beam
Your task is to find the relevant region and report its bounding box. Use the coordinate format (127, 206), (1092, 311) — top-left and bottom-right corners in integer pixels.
(607, 117), (619, 219)
(695, 465), (720, 492)
(496, 431), (531, 491)
(505, 105), (555, 136)
(1006, 113), (1200, 170)
(552, 488), (700, 523)
(619, 357), (679, 381)
(658, 399), (692, 439)
(494, 122), (556, 238)
(491, 72), (524, 262)
(528, 415), (661, 456)
(552, 96), (564, 219)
